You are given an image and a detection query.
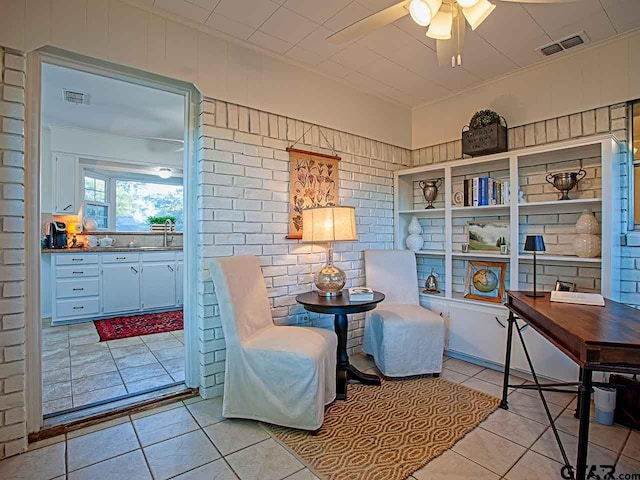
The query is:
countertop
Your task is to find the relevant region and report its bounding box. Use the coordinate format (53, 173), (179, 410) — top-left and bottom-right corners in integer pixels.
(42, 246), (183, 254)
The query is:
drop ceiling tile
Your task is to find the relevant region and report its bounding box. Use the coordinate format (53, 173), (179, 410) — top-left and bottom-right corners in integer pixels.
(545, 10), (617, 46)
(356, 24), (414, 59)
(259, 7), (319, 44)
(390, 39), (480, 92)
(315, 58), (352, 78)
(343, 70), (393, 96)
(186, 0), (221, 10)
(205, 13), (256, 40)
(457, 30), (518, 81)
(154, 0), (212, 23)
(599, 0), (640, 34)
(323, 1), (372, 33)
(285, 45), (324, 66)
(358, 0), (403, 12)
(213, 0), (280, 29)
(249, 30), (294, 54)
(297, 25), (349, 58)
(283, 0), (352, 24)
(523, 0), (604, 35)
(393, 14), (437, 50)
(330, 42), (381, 70)
(473, 4), (552, 69)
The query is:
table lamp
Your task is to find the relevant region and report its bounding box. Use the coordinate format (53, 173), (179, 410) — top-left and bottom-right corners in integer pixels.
(524, 235), (546, 298)
(302, 206), (358, 297)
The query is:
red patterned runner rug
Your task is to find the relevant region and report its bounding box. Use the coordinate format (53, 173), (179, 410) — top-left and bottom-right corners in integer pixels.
(94, 310), (183, 341)
(267, 377), (499, 480)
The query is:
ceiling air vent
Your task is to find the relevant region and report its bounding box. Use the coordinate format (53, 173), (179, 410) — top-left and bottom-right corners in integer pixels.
(537, 31), (590, 57)
(62, 89), (88, 105)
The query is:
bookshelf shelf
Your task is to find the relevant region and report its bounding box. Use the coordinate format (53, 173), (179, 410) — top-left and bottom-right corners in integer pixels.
(415, 250), (446, 256)
(452, 252), (510, 260)
(519, 198), (601, 214)
(398, 208), (445, 216)
(451, 204), (510, 216)
(518, 254), (602, 264)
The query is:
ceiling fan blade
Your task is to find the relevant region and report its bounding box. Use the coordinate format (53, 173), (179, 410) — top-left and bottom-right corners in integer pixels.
(437, 10), (465, 67)
(327, 1), (409, 44)
(499, 0), (584, 3)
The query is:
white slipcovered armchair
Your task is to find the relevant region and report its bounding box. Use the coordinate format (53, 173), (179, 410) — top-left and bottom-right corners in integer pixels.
(209, 255), (337, 431)
(363, 250), (445, 377)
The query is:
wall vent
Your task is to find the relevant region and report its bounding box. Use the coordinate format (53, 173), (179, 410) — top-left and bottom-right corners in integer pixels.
(538, 31), (589, 57)
(62, 89), (88, 105)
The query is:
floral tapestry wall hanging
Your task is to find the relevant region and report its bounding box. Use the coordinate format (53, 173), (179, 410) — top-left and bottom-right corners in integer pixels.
(286, 148), (340, 239)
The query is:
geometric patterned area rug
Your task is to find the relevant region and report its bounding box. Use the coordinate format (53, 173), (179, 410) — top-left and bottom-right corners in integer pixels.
(94, 310), (183, 341)
(267, 377), (500, 480)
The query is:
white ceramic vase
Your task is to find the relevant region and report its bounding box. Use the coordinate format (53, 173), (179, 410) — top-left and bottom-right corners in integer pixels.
(573, 210), (600, 258)
(575, 210), (599, 235)
(573, 234), (601, 258)
(406, 217), (424, 252)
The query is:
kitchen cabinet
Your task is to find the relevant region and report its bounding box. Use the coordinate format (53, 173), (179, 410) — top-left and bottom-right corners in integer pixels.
(141, 257), (177, 310)
(50, 250), (182, 325)
(102, 263), (141, 314)
(53, 153), (79, 214)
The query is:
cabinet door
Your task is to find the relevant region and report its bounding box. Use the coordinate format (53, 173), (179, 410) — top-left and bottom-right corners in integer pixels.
(511, 326), (579, 383)
(141, 262), (177, 310)
(102, 264), (141, 314)
(176, 261), (183, 306)
(447, 303), (509, 364)
(54, 154), (78, 214)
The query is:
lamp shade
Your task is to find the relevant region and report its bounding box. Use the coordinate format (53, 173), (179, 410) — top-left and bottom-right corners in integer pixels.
(427, 4), (453, 40)
(302, 206), (357, 243)
(462, 0), (495, 30)
(524, 235), (546, 252)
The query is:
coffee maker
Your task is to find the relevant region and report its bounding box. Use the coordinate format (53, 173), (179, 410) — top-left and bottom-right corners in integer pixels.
(47, 222), (68, 249)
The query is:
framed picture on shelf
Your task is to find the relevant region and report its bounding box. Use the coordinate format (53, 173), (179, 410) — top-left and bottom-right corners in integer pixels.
(467, 220), (510, 253)
(555, 281), (576, 292)
(464, 261), (507, 304)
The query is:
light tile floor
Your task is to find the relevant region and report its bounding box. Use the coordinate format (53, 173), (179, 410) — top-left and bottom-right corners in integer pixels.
(42, 317), (185, 415)
(4, 354), (639, 480)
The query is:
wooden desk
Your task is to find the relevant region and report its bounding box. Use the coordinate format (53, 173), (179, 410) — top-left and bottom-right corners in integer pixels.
(501, 291), (640, 480)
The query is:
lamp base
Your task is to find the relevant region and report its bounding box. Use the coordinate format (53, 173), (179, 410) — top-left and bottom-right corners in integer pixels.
(524, 291), (545, 298)
(317, 289), (343, 298)
(314, 263), (346, 298)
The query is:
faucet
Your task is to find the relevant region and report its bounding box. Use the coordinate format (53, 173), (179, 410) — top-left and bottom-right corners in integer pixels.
(163, 219), (174, 247)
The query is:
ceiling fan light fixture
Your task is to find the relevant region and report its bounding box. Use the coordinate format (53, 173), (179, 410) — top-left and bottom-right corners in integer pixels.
(462, 0), (495, 30)
(158, 168), (173, 179)
(456, 0), (479, 8)
(426, 6), (453, 40)
(409, 0), (432, 26)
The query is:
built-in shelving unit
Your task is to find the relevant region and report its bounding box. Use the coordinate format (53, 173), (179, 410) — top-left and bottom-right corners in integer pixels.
(394, 134), (622, 383)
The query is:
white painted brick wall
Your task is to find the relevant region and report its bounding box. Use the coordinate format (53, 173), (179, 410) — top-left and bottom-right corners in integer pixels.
(0, 48), (26, 459)
(196, 99), (410, 398)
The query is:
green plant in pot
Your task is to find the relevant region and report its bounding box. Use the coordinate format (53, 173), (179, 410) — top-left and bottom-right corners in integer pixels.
(148, 215), (176, 231)
(469, 109), (501, 129)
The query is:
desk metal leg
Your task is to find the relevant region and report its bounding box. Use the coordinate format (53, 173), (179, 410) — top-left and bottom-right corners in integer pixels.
(576, 369), (593, 480)
(500, 311), (516, 410)
(575, 368), (584, 419)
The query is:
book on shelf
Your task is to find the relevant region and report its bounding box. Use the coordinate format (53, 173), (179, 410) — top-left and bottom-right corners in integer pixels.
(348, 287), (374, 301)
(463, 177), (510, 207)
(550, 291), (605, 307)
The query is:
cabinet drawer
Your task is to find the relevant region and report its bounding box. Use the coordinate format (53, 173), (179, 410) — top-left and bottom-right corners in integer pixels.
(56, 298), (99, 318)
(56, 266), (100, 278)
(56, 278), (99, 299)
(102, 253), (140, 263)
(55, 254), (99, 266)
(142, 252), (175, 262)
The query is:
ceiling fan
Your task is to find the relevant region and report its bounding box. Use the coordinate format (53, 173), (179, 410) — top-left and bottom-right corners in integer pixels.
(327, 0), (583, 68)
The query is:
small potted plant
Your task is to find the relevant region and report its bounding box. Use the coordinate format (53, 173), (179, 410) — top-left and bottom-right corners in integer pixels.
(462, 109), (508, 157)
(148, 215), (176, 232)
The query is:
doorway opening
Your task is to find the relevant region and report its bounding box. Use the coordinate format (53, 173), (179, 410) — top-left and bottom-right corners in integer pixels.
(37, 58), (195, 421)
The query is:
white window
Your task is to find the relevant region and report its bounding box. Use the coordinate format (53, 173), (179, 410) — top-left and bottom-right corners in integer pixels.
(84, 174), (109, 229)
(115, 179), (183, 232)
(632, 101), (640, 229)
